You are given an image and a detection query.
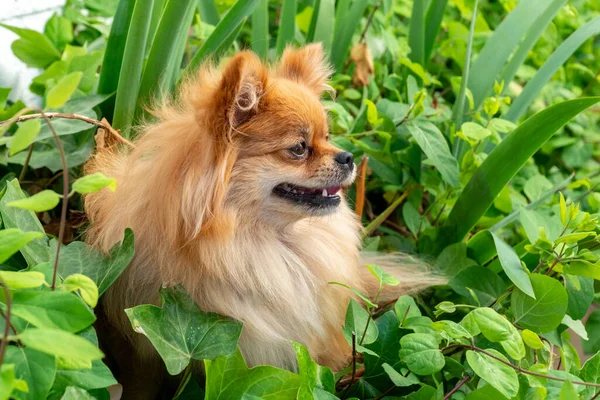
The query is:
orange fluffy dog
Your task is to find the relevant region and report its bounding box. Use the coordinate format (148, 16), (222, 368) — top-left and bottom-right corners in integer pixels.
(85, 44), (438, 397)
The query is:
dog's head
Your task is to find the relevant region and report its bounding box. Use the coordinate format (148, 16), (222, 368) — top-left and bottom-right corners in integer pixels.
(182, 44), (355, 233)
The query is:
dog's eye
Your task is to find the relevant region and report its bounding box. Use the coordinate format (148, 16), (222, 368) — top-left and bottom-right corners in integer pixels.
(289, 141), (307, 157)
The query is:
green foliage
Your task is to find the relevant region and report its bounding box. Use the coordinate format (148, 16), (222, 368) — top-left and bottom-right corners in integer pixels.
(0, 0), (600, 398)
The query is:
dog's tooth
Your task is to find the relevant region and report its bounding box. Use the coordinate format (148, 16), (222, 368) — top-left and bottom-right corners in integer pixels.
(322, 189), (327, 197)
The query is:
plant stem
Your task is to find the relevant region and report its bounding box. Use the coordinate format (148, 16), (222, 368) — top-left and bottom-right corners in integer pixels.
(444, 375), (470, 400)
(0, 278), (12, 366)
(354, 156), (369, 217)
(0, 309), (21, 347)
(341, 332), (357, 399)
(363, 186), (419, 236)
(174, 363), (192, 398)
(18, 145), (34, 182)
(358, 1), (381, 43)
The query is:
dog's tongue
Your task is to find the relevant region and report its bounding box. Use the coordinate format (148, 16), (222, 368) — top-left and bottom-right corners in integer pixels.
(326, 186), (341, 195)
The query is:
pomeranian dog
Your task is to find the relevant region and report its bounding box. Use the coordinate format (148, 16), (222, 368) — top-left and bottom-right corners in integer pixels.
(84, 44), (440, 398)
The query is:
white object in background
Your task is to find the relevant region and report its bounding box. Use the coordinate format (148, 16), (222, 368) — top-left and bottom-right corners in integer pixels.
(0, 0), (64, 106)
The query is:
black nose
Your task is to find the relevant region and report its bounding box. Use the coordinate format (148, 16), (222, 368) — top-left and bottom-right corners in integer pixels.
(334, 151), (354, 167)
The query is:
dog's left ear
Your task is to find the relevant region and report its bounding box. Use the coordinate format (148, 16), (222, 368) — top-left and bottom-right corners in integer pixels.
(277, 43), (333, 96)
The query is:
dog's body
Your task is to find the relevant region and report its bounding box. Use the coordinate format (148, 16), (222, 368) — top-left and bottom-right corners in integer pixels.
(85, 45), (438, 398)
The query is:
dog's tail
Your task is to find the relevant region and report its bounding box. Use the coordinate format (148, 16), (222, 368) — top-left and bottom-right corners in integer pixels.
(359, 252), (447, 302)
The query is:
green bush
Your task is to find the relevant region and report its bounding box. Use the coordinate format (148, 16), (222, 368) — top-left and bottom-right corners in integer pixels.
(0, 0), (600, 398)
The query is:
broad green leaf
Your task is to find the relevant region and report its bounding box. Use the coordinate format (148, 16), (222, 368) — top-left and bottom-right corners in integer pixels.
(44, 14), (73, 51)
(125, 285), (242, 375)
(449, 266), (507, 306)
(555, 232), (595, 245)
(293, 342), (335, 399)
(0, 24), (61, 69)
(471, 308), (525, 360)
(0, 364), (16, 400)
(60, 387), (94, 400)
(490, 232), (534, 298)
(521, 329), (544, 350)
(406, 121), (460, 187)
(46, 72), (83, 109)
(5, 347), (56, 400)
(72, 173), (117, 194)
(444, 97), (600, 244)
(402, 202), (421, 236)
(399, 333), (444, 376)
(581, 351), (600, 399)
(7, 190), (60, 212)
(61, 274), (99, 308)
(466, 349), (519, 398)
(435, 243), (477, 276)
(381, 363), (419, 387)
(9, 119), (41, 156)
(343, 298), (378, 346)
(0, 180), (50, 266)
(363, 312), (403, 389)
(565, 275), (594, 320)
(0, 230), (44, 264)
(54, 229), (134, 296)
(511, 274), (568, 333)
(9, 291), (95, 333)
(20, 328), (103, 362)
(431, 320), (471, 339)
(584, 310), (600, 355)
(0, 271), (45, 289)
(563, 260), (600, 280)
(559, 380), (577, 400)
(561, 315), (588, 341)
(275, 0), (297, 56)
(204, 348), (301, 399)
(461, 122), (491, 142)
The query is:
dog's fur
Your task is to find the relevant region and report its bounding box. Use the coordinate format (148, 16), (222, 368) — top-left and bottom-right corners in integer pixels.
(84, 44), (441, 398)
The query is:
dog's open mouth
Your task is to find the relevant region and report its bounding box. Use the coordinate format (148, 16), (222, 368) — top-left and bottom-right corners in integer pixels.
(273, 183), (342, 207)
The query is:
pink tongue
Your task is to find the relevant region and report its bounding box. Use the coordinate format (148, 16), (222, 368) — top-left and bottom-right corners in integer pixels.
(326, 186), (341, 195)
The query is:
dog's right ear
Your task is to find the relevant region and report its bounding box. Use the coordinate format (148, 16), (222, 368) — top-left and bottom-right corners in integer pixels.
(212, 52), (268, 142)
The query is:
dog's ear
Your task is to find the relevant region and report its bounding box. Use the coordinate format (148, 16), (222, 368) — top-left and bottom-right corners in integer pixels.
(214, 52), (268, 141)
(277, 43), (333, 95)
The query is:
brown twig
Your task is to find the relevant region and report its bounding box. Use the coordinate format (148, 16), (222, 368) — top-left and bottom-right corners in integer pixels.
(0, 278), (12, 366)
(0, 112), (135, 148)
(0, 309), (21, 347)
(359, 1), (381, 44)
(444, 375), (470, 400)
(18, 144), (34, 182)
(341, 332), (358, 399)
(354, 156), (369, 217)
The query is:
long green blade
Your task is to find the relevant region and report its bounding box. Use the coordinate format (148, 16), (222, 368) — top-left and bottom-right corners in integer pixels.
(185, 0), (259, 76)
(331, 0), (368, 71)
(308, 0), (335, 54)
(97, 0), (137, 122)
(112, 0), (155, 134)
(467, 0), (550, 109)
(136, 0), (196, 115)
(408, 0), (427, 66)
(198, 0), (220, 25)
(498, 0), (566, 95)
(251, 0), (269, 60)
(423, 0), (448, 63)
(275, 0), (297, 57)
(146, 0), (166, 55)
(443, 97), (600, 244)
(505, 16), (600, 122)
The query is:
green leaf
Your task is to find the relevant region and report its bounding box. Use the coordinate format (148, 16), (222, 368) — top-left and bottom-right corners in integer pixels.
(0, 24), (61, 69)
(367, 264), (400, 287)
(275, 0), (297, 56)
(0, 364), (16, 400)
(9, 291), (95, 333)
(381, 363), (419, 387)
(343, 298), (378, 346)
(307, 0), (335, 54)
(511, 274), (568, 333)
(561, 315), (588, 341)
(198, 0), (220, 25)
(20, 328), (103, 362)
(449, 266), (507, 305)
(54, 229), (134, 296)
(435, 243), (477, 276)
(7, 190), (61, 212)
(331, 0), (368, 70)
(559, 380), (577, 400)
(466, 349), (519, 398)
(204, 348), (301, 399)
(362, 312), (403, 389)
(581, 351), (600, 399)
(399, 333), (445, 376)
(293, 342), (335, 399)
(60, 387), (94, 400)
(490, 232), (535, 298)
(46, 72), (83, 109)
(0, 271), (45, 289)
(0, 180), (50, 266)
(408, 0), (427, 66)
(72, 173), (117, 194)
(521, 329), (544, 350)
(0, 230), (44, 265)
(9, 119), (41, 156)
(506, 16), (600, 122)
(251, 0), (269, 60)
(443, 97), (600, 244)
(431, 320), (472, 339)
(125, 285), (242, 375)
(470, 308), (525, 360)
(566, 275), (594, 320)
(461, 122), (491, 143)
(44, 14), (73, 51)
(405, 121), (460, 187)
(61, 274), (99, 308)
(424, 0), (448, 63)
(584, 310), (600, 355)
(559, 192), (567, 226)
(5, 347), (56, 400)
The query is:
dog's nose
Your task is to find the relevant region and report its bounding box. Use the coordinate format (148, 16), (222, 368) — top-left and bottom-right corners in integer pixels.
(334, 152), (354, 167)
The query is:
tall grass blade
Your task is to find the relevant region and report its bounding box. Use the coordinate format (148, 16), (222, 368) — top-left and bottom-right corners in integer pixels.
(136, 0), (196, 117)
(467, 0), (549, 109)
(499, 0), (566, 95)
(443, 97), (600, 244)
(198, 0), (221, 25)
(505, 16), (600, 122)
(97, 0), (137, 122)
(452, 0), (478, 156)
(423, 0), (448, 62)
(331, 0), (369, 71)
(307, 0), (335, 54)
(112, 0), (155, 135)
(275, 0), (297, 57)
(146, 0), (166, 55)
(306, 0), (321, 42)
(185, 0), (259, 76)
(408, 0), (427, 66)
(252, 0), (269, 60)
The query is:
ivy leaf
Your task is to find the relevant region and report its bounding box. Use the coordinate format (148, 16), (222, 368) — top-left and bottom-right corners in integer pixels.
(292, 342), (335, 399)
(46, 72), (83, 109)
(466, 349), (519, 398)
(7, 190), (61, 212)
(8, 119), (41, 156)
(204, 348), (301, 399)
(72, 173), (117, 194)
(4, 347), (56, 400)
(343, 298), (378, 346)
(0, 230), (44, 264)
(399, 333), (445, 376)
(511, 274), (568, 333)
(490, 232), (535, 298)
(125, 285), (243, 375)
